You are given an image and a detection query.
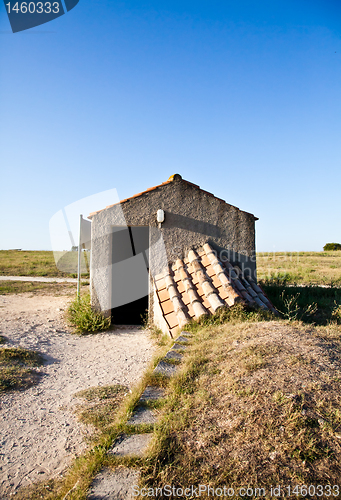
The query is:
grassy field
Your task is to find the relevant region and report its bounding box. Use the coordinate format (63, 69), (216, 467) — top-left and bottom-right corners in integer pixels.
(257, 251), (341, 285)
(1, 249), (341, 285)
(1, 250), (340, 324)
(0, 250), (89, 278)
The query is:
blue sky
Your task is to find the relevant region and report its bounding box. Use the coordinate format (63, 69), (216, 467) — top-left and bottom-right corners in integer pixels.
(1, 0), (340, 252)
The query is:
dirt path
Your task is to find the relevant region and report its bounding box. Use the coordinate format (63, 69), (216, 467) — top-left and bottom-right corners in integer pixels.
(0, 276), (79, 283)
(0, 293), (155, 498)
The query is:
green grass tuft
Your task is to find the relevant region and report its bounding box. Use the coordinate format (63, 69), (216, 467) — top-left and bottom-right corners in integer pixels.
(75, 385), (127, 402)
(74, 384), (128, 434)
(0, 347), (43, 366)
(66, 293), (111, 334)
(0, 347), (44, 393)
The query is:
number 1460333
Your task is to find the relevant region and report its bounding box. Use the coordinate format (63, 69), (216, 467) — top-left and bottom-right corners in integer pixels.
(6, 2), (60, 14)
(284, 485), (339, 497)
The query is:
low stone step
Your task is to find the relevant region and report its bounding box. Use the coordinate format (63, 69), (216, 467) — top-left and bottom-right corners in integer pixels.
(127, 406), (157, 426)
(164, 349), (183, 362)
(174, 335), (190, 343)
(139, 386), (165, 402)
(171, 343), (188, 351)
(108, 433), (153, 458)
(180, 331), (193, 337)
(153, 359), (178, 377)
(87, 467), (139, 500)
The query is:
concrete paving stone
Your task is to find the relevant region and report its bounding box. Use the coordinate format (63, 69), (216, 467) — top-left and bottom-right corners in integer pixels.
(127, 406), (157, 425)
(153, 359), (178, 377)
(180, 331), (193, 337)
(164, 349), (183, 362)
(139, 386), (165, 403)
(174, 335), (190, 343)
(171, 343), (187, 351)
(87, 467), (140, 500)
(108, 433), (153, 457)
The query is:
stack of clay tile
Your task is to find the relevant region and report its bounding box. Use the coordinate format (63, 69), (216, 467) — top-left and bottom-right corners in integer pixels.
(154, 242), (277, 337)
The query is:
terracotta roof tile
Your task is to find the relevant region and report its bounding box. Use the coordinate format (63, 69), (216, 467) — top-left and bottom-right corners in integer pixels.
(164, 311), (179, 330)
(158, 289), (169, 303)
(154, 242), (277, 334)
(186, 303), (196, 319)
(154, 277), (166, 291)
(161, 300), (175, 316)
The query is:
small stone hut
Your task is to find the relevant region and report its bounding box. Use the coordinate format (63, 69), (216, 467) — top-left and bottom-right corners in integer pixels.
(88, 174), (274, 336)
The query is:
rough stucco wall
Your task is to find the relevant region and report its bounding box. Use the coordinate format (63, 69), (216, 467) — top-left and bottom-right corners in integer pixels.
(90, 177), (257, 314)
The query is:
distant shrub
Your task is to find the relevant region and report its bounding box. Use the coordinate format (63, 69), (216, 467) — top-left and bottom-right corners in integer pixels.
(324, 243), (341, 251)
(67, 293), (111, 334)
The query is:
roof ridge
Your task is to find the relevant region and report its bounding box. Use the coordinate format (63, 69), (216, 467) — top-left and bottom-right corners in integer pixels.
(88, 174), (258, 220)
(88, 178), (174, 218)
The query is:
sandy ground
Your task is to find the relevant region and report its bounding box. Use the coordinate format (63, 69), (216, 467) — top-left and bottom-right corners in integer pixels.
(0, 293), (155, 498)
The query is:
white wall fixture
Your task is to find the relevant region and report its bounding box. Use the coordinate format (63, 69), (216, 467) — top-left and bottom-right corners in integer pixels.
(157, 209), (165, 228)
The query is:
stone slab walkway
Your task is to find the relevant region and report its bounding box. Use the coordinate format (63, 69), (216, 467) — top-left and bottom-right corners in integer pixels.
(87, 468), (140, 500)
(127, 407), (157, 426)
(87, 332), (193, 500)
(108, 434), (154, 457)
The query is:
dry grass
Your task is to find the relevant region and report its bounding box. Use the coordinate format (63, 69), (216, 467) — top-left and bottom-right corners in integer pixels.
(141, 320), (341, 494)
(257, 251), (341, 285)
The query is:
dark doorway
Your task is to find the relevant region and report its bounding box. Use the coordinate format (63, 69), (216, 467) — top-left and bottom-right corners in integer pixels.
(110, 226), (149, 325)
